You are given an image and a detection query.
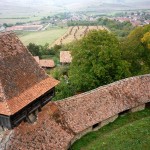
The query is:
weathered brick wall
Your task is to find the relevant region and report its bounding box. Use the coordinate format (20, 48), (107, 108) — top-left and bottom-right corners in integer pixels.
(0, 74), (150, 149)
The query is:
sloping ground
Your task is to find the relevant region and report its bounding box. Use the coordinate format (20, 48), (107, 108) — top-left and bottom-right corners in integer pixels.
(0, 74), (150, 150)
(51, 26), (107, 47)
(71, 109), (150, 150)
(19, 28), (67, 46)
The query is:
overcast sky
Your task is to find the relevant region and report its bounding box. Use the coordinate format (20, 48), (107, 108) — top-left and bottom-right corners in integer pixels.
(1, 0), (144, 4)
(0, 0), (148, 12)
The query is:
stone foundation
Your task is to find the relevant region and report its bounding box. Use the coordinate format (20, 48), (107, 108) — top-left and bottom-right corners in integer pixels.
(92, 123), (101, 131)
(71, 127), (92, 145)
(100, 115), (118, 127)
(130, 104), (145, 112)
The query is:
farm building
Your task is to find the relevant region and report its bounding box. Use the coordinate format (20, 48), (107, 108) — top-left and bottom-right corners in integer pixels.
(60, 51), (72, 64)
(6, 25), (43, 31)
(0, 32), (59, 130)
(39, 59), (55, 68)
(33, 56), (55, 68)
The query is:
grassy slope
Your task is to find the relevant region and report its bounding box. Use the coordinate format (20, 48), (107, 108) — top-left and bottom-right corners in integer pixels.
(71, 109), (150, 150)
(19, 27), (67, 46)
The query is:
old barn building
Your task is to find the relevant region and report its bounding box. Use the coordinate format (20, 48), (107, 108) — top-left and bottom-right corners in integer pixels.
(0, 32), (59, 130)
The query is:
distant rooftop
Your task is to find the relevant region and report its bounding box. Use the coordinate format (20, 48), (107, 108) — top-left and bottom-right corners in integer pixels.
(39, 59), (55, 68)
(60, 51), (72, 63)
(33, 56), (55, 68)
(6, 25), (43, 32)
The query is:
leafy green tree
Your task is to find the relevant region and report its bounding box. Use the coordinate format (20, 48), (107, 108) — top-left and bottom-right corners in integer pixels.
(53, 78), (76, 101)
(98, 18), (133, 38)
(27, 43), (58, 57)
(121, 24), (150, 75)
(27, 43), (41, 57)
(141, 31), (150, 49)
(69, 30), (131, 92)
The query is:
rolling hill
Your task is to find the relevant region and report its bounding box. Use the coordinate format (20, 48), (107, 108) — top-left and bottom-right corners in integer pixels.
(0, 0), (150, 19)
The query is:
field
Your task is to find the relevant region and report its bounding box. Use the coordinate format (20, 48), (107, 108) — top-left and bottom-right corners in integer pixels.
(18, 26), (107, 46)
(71, 109), (150, 150)
(0, 16), (41, 24)
(19, 27), (67, 46)
(51, 26), (107, 47)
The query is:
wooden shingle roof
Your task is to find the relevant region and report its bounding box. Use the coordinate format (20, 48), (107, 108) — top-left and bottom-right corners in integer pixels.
(0, 32), (59, 115)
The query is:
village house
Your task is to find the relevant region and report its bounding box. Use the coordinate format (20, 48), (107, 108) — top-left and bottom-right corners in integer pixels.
(0, 32), (59, 130)
(39, 59), (55, 69)
(33, 56), (55, 69)
(60, 51), (72, 65)
(145, 20), (150, 24)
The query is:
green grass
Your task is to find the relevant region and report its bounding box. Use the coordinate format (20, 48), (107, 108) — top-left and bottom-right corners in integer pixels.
(18, 27), (67, 46)
(71, 109), (150, 150)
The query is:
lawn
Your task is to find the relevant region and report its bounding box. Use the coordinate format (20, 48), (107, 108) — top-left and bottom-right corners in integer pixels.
(19, 27), (68, 46)
(71, 109), (150, 150)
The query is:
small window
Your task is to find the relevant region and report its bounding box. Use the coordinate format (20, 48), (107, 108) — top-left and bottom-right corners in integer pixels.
(92, 123), (99, 129)
(119, 109), (129, 116)
(146, 102), (150, 109)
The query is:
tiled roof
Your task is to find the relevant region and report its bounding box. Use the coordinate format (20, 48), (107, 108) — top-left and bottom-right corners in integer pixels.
(56, 75), (150, 133)
(60, 51), (72, 63)
(0, 32), (59, 115)
(0, 77), (59, 115)
(39, 59), (55, 68)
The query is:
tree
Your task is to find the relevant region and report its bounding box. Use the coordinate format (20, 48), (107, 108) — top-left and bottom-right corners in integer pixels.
(27, 43), (58, 57)
(141, 31), (150, 49)
(53, 76), (76, 101)
(68, 30), (131, 92)
(27, 43), (41, 57)
(121, 24), (150, 75)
